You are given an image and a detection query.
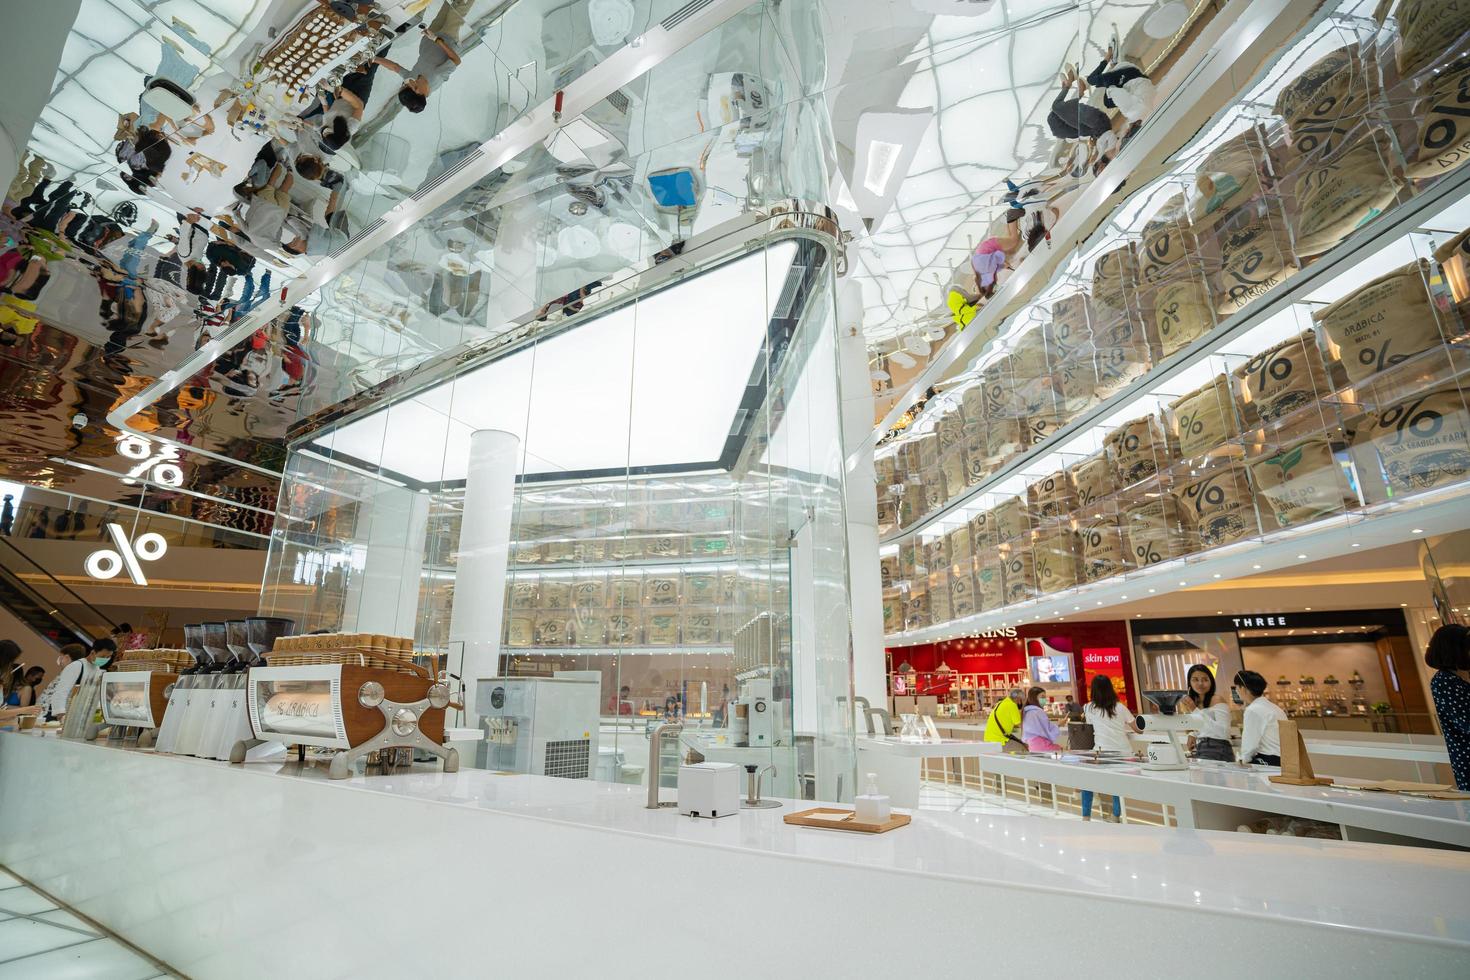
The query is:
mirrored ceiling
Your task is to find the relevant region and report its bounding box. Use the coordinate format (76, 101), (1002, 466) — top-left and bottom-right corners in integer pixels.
(2, 0), (1276, 498)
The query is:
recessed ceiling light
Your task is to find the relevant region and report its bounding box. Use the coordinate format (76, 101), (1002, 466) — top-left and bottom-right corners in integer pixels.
(1212, 573), (1221, 578)
(1297, 554), (1307, 560)
(1148, 588), (1156, 593)
(1351, 542), (1360, 548)
(1252, 564), (1262, 570)
(1305, 607), (1311, 611)
(1412, 528), (1424, 534)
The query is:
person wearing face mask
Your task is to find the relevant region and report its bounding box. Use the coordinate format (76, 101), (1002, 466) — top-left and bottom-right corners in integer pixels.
(1177, 664), (1234, 762)
(983, 687), (1026, 752)
(1020, 686), (1064, 752)
(91, 637), (118, 664)
(40, 642), (91, 721)
(1232, 669), (1286, 766)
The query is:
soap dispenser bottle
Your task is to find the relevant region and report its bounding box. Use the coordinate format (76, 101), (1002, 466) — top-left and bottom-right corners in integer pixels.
(854, 772), (891, 823)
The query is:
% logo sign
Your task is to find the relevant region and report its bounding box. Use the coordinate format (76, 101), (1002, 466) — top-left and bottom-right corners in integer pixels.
(116, 435), (184, 488)
(85, 523), (168, 586)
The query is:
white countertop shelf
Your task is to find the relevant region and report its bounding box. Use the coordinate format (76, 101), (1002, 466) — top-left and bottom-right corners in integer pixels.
(3, 730), (1469, 978)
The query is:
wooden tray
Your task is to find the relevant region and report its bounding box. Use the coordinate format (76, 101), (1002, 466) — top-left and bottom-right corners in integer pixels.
(783, 807), (911, 834)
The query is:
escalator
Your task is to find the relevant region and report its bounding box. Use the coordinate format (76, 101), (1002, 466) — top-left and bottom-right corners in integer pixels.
(0, 537), (114, 649)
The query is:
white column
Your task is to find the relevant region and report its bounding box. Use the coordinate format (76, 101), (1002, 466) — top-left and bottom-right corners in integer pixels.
(837, 279), (887, 718)
(342, 482), (431, 638)
(449, 429), (521, 723)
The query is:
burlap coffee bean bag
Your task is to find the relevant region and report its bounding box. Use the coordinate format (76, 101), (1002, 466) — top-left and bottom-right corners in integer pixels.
(1233, 329), (1330, 424)
(929, 573), (953, 622)
(682, 611), (718, 646)
(1123, 497), (1186, 567)
(1003, 545), (1036, 604)
(1314, 259), (1442, 382)
(905, 590), (930, 630)
(1048, 293), (1094, 358)
(1139, 200), (1196, 287)
(1274, 45), (1374, 158)
(1170, 374), (1238, 460)
(1434, 226), (1470, 302)
(1028, 468), (1076, 519)
(1391, 0), (1470, 78)
(1289, 129), (1401, 256)
(1070, 450), (1116, 509)
(506, 614), (535, 647)
(883, 593), (904, 634)
(1093, 243), (1138, 316)
(1107, 414), (1173, 485)
(1215, 201), (1296, 315)
(1148, 275), (1216, 358)
(1406, 61), (1470, 179)
(950, 564), (978, 618)
(1348, 385), (1470, 495)
(1080, 515), (1126, 582)
(970, 510), (996, 550)
(993, 495), (1030, 542)
(949, 524), (974, 563)
(539, 580), (571, 609)
(1250, 437), (1349, 527)
(1055, 359), (1099, 416)
(942, 448), (969, 500)
(1175, 463), (1259, 548)
(1189, 126), (1274, 229)
(976, 559), (1005, 611)
(1033, 525), (1080, 594)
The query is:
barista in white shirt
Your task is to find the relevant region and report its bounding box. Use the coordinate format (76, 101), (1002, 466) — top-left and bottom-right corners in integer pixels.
(1177, 664), (1233, 761)
(1231, 669), (1286, 766)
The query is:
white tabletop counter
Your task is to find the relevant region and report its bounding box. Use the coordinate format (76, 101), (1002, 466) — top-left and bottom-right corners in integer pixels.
(2, 731), (1468, 978)
(970, 750), (1470, 848)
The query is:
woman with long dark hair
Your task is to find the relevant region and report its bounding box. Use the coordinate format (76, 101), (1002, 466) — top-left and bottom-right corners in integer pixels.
(1080, 674), (1138, 821)
(1178, 664), (1234, 762)
(0, 640), (41, 726)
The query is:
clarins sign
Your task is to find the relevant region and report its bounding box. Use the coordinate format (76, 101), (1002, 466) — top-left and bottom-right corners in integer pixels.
(976, 627), (1018, 638)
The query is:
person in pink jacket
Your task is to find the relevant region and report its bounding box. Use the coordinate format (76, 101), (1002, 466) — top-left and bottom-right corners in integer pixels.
(1020, 686), (1064, 752)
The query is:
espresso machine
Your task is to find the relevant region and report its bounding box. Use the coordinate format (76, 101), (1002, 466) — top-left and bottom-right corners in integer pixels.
(153, 623), (208, 754)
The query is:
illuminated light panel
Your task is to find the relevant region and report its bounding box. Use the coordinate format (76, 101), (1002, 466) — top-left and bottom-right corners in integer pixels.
(312, 243), (799, 484)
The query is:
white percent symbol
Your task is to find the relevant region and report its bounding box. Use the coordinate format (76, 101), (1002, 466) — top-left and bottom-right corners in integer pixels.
(116, 434), (184, 488)
(85, 523), (168, 586)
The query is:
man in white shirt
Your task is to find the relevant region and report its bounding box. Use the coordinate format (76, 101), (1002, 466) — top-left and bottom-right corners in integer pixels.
(41, 643), (90, 720)
(1231, 669), (1286, 766)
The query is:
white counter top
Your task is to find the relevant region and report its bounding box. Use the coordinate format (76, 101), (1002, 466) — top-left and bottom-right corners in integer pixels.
(972, 750), (1470, 847)
(856, 735), (1000, 757)
(1303, 738), (1451, 764)
(2, 731), (1468, 977)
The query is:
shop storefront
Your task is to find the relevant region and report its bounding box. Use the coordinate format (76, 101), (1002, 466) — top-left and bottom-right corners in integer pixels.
(887, 619), (1135, 718)
(1131, 609), (1434, 733)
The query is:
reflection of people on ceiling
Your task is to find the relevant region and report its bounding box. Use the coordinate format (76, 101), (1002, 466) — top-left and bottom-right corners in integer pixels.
(1085, 44), (1154, 132)
(1047, 64), (1111, 142)
(386, 6), (467, 110)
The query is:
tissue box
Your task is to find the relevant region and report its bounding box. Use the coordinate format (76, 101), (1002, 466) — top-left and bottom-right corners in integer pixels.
(678, 762), (740, 818)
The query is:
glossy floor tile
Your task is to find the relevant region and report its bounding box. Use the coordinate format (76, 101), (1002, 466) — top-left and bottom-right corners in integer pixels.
(0, 873), (178, 979)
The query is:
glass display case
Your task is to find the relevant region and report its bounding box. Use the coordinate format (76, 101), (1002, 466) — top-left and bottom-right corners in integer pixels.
(257, 207), (858, 799)
(881, 3), (1470, 638)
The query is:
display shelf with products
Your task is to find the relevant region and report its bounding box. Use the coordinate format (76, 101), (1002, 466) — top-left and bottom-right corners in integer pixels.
(882, 24), (1470, 641)
(876, 6), (1470, 552)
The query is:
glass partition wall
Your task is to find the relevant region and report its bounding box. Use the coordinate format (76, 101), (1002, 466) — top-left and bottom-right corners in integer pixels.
(258, 219), (857, 801)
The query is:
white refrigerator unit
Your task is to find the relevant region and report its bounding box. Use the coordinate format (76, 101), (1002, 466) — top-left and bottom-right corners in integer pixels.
(475, 677), (600, 777)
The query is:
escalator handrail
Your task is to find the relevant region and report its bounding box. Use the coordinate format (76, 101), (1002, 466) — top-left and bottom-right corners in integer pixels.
(0, 536), (116, 635)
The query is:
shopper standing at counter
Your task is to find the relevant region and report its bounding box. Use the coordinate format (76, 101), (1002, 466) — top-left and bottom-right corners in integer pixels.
(1424, 624), (1470, 791)
(0, 640), (41, 726)
(1021, 687), (1063, 751)
(984, 687), (1025, 752)
(41, 643), (90, 721)
(1232, 670), (1285, 766)
(1178, 665), (1233, 762)
(1081, 675), (1137, 820)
